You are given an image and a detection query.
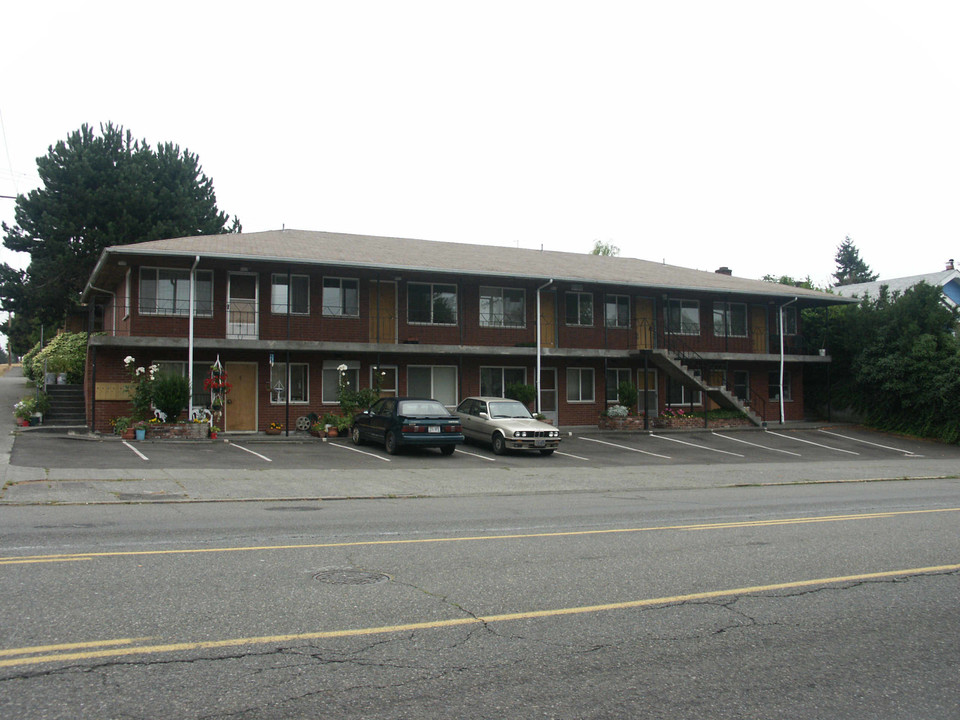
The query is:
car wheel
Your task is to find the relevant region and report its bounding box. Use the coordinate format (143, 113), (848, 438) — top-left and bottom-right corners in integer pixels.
(385, 431), (399, 455)
(491, 433), (506, 455)
(439, 444), (456, 456)
(351, 426), (362, 445)
(539, 449), (555, 456)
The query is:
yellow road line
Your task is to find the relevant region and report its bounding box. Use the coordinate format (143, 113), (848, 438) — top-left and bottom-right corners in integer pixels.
(3, 507), (959, 565)
(0, 637), (156, 658)
(0, 557), (91, 566)
(2, 563), (957, 669)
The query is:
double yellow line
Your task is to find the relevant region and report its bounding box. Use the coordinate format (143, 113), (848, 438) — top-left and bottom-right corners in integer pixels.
(2, 563), (958, 669)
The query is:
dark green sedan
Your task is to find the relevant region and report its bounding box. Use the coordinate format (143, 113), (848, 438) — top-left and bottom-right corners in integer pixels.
(351, 397), (464, 455)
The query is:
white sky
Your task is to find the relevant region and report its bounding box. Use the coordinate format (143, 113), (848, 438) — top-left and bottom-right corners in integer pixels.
(2, 0), (959, 301)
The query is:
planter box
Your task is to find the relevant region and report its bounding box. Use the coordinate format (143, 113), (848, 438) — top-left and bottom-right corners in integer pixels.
(598, 415), (647, 431)
(144, 423), (207, 440)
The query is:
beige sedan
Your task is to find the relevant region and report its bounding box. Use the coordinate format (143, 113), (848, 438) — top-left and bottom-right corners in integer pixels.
(455, 396), (562, 455)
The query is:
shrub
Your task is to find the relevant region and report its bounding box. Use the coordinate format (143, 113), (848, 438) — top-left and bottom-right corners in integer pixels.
(617, 381), (638, 411)
(607, 404), (629, 418)
(505, 383), (537, 407)
(21, 342), (41, 384)
(34, 332), (87, 384)
(151, 372), (191, 421)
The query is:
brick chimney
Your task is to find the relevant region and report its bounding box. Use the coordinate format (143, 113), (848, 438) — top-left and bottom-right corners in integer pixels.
(947, 259), (955, 271)
(715, 266), (733, 276)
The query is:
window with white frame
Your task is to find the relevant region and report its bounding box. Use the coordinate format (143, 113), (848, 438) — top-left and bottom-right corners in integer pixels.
(408, 283), (457, 325)
(666, 371), (702, 406)
(270, 363), (309, 403)
(371, 365), (398, 397)
(605, 295), (630, 328)
(712, 302), (747, 337)
(665, 299), (700, 335)
(271, 274), (310, 314)
(407, 365), (458, 406)
(153, 361), (210, 409)
(139, 268), (213, 316)
(566, 367), (595, 403)
(605, 368), (632, 403)
(565, 292), (594, 326)
(480, 287), (525, 328)
(480, 367), (526, 397)
(322, 361), (359, 404)
(768, 370), (792, 402)
(322, 277), (359, 317)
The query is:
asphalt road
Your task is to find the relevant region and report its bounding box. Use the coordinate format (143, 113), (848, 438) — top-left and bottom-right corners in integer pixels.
(2, 479), (958, 719)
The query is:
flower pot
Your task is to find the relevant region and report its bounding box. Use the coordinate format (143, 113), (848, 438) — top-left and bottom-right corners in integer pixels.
(122, 428), (135, 440)
(265, 428), (281, 435)
(209, 432), (218, 440)
(135, 428), (146, 441)
(327, 428), (339, 438)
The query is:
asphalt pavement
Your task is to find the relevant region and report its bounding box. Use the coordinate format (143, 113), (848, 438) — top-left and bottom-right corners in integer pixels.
(2, 365), (958, 505)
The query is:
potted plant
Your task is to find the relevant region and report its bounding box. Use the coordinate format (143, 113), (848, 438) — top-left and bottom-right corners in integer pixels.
(266, 422), (283, 436)
(309, 421), (325, 438)
(335, 413), (353, 436)
(133, 420), (148, 441)
(13, 398), (34, 426)
(112, 416), (133, 439)
(209, 425), (220, 439)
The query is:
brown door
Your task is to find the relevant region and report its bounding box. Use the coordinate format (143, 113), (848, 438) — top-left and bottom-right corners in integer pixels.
(751, 306), (767, 354)
(224, 362), (258, 431)
(369, 281), (397, 343)
(540, 292), (556, 348)
(635, 298), (655, 349)
(707, 369), (724, 410)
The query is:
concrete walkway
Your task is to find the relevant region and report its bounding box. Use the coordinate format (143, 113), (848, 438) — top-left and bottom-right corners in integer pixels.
(2, 366), (957, 505)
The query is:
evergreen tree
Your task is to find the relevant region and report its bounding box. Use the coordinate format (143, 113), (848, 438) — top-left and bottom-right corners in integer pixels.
(832, 236), (878, 286)
(0, 122), (240, 351)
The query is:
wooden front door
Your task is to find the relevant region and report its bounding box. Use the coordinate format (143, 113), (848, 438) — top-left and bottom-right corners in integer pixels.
(540, 292), (556, 348)
(369, 281), (397, 343)
(635, 298), (655, 349)
(751, 306), (768, 354)
(224, 362), (258, 432)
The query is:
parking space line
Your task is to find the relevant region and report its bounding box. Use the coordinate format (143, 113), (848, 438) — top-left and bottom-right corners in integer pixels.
(330, 443), (392, 462)
(555, 451), (590, 461)
(818, 429), (921, 457)
(711, 432), (802, 457)
(228, 443), (273, 462)
(455, 448), (496, 462)
(764, 430), (860, 455)
(651, 434), (744, 457)
(581, 436), (672, 459)
(122, 441), (149, 461)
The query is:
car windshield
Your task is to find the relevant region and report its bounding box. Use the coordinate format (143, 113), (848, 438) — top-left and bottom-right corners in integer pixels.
(398, 400), (451, 417)
(488, 401), (533, 419)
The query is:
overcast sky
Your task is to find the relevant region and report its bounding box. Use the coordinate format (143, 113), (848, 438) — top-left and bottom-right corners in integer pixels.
(2, 0), (959, 304)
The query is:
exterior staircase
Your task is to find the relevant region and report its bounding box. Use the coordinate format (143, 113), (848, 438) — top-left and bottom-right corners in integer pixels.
(648, 349), (763, 426)
(42, 384), (87, 427)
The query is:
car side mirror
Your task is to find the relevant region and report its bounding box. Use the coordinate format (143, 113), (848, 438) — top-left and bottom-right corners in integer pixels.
(479, 412), (489, 420)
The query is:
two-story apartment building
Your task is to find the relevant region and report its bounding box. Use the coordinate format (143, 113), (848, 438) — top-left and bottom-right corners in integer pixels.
(79, 229), (852, 433)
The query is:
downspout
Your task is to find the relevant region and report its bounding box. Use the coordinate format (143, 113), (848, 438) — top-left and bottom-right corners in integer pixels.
(778, 297), (798, 424)
(188, 255), (200, 419)
(85, 285), (116, 432)
(535, 279), (554, 415)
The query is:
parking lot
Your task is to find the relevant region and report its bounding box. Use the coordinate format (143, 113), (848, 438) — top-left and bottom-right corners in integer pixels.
(13, 426), (960, 471)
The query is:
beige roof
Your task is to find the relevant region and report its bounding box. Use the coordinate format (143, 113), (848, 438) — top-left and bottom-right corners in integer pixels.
(88, 228), (848, 305)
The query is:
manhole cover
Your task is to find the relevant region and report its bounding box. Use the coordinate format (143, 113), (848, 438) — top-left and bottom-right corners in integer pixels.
(313, 569), (390, 585)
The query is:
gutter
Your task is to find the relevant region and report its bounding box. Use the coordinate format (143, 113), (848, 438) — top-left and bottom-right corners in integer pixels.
(188, 255), (200, 419)
(778, 296), (799, 424)
(535, 278), (554, 415)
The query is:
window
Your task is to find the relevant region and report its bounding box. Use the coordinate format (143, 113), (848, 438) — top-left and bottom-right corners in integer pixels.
(139, 268), (213, 316)
(408, 283), (457, 325)
(666, 371), (702, 406)
(371, 365), (398, 398)
(154, 361), (210, 409)
(665, 299), (700, 335)
(776, 306), (798, 336)
(407, 365), (458, 406)
(480, 367), (526, 397)
(605, 295), (630, 328)
(270, 363), (308, 403)
(768, 371), (792, 402)
(123, 269), (131, 318)
(322, 277), (359, 317)
(271, 274), (310, 314)
(322, 361), (359, 404)
(713, 302), (747, 337)
(566, 368), (595, 403)
(605, 368), (632, 403)
(480, 287), (525, 328)
(565, 292), (594, 326)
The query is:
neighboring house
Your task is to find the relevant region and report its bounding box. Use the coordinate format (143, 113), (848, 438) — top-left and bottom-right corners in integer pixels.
(79, 229), (853, 433)
(834, 260), (960, 309)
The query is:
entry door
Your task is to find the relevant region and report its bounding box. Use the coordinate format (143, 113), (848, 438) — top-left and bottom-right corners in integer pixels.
(638, 369), (658, 418)
(228, 273), (258, 339)
(751, 305), (767, 354)
(540, 292), (556, 348)
(538, 368), (558, 425)
(635, 298), (655, 349)
(224, 362), (258, 432)
(369, 281), (397, 343)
